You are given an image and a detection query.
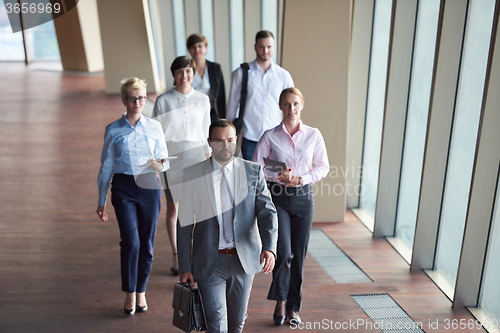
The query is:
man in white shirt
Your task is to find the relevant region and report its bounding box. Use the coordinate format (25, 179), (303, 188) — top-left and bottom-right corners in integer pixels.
(226, 30), (294, 160)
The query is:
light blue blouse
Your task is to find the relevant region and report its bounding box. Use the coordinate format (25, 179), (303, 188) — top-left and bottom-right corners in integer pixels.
(97, 114), (169, 206)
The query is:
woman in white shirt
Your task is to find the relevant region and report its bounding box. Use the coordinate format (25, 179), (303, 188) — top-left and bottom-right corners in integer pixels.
(152, 56), (211, 275)
(96, 77), (169, 315)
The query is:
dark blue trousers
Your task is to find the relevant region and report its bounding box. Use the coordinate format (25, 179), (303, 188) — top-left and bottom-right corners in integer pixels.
(267, 183), (314, 312)
(241, 137), (258, 161)
(111, 173), (161, 293)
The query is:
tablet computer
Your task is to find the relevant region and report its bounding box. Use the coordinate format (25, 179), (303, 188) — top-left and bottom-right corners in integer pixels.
(139, 156), (177, 167)
(263, 157), (288, 172)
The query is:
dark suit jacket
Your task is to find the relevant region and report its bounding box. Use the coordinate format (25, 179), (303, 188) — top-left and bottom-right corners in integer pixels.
(177, 157), (278, 281)
(206, 60), (226, 121)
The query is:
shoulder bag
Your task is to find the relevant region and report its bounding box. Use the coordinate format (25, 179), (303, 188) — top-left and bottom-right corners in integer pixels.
(232, 62), (250, 134)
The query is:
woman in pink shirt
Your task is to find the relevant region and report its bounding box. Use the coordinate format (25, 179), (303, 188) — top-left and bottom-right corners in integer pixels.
(253, 87), (329, 326)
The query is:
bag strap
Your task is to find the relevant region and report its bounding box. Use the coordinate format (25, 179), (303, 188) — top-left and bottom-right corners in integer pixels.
(238, 62), (250, 122)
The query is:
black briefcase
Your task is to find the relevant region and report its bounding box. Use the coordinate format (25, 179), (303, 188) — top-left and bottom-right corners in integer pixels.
(172, 282), (207, 332)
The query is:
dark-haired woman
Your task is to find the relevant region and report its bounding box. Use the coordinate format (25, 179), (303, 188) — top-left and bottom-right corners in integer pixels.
(152, 56), (211, 276)
(187, 33), (226, 121)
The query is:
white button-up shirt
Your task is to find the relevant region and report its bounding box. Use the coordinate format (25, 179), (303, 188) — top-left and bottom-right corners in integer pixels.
(192, 66), (211, 96)
(152, 88), (211, 144)
(226, 60), (294, 142)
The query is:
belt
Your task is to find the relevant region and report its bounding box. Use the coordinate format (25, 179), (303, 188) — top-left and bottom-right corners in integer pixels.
(218, 248), (237, 255)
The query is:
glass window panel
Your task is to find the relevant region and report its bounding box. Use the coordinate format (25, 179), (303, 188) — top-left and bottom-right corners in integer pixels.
(395, 0), (440, 250)
(199, 0), (215, 62)
(359, 0), (393, 217)
(479, 176), (500, 326)
(172, 0), (187, 57)
(261, 0), (277, 64)
(229, 0), (244, 71)
(22, 0), (60, 60)
(434, 0), (496, 288)
(148, 0), (163, 82)
(0, 4), (25, 60)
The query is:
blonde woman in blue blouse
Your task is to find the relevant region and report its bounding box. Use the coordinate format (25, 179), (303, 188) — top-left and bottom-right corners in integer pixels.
(97, 77), (169, 315)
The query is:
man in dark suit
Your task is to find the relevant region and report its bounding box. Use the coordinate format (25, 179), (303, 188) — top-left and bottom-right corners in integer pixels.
(178, 119), (278, 333)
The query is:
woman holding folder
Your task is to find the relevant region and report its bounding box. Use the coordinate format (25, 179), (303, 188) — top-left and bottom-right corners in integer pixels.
(253, 87), (329, 326)
(96, 77), (169, 315)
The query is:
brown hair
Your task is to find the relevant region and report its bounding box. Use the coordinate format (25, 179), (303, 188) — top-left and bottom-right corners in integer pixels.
(255, 30), (274, 43)
(187, 34), (208, 49)
(209, 119), (236, 139)
(170, 56), (196, 77)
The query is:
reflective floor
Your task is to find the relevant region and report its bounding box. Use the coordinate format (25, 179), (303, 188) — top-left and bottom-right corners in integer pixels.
(0, 63), (485, 333)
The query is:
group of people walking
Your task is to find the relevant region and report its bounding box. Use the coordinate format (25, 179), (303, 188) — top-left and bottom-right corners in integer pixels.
(96, 30), (329, 332)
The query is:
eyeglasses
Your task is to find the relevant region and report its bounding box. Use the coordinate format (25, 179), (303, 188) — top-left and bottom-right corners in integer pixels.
(126, 96), (146, 103)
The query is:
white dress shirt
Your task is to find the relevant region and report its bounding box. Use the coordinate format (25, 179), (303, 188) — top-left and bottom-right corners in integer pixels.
(226, 60), (294, 142)
(152, 87), (211, 186)
(253, 121), (329, 186)
(97, 114), (169, 206)
(192, 66), (211, 96)
(211, 158), (236, 249)
(152, 88), (210, 143)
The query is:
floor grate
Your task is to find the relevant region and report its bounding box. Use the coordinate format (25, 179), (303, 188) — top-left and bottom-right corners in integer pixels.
(308, 229), (372, 284)
(351, 294), (426, 332)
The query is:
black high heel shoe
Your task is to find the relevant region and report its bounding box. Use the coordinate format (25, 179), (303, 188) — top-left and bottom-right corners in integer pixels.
(273, 302), (286, 325)
(287, 309), (301, 325)
(273, 313), (285, 326)
(170, 253), (179, 276)
(136, 304), (148, 313)
(123, 307), (136, 316)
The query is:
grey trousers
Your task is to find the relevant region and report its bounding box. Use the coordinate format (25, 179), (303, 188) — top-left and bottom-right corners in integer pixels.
(197, 253), (255, 333)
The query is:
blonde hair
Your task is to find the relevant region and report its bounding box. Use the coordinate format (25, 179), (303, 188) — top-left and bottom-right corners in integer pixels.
(279, 87), (304, 105)
(120, 77), (147, 100)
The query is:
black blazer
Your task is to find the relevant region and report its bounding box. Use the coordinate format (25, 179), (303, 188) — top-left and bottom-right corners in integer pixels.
(206, 60), (226, 121)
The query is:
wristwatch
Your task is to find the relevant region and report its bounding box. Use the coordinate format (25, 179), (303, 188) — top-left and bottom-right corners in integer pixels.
(298, 177), (303, 186)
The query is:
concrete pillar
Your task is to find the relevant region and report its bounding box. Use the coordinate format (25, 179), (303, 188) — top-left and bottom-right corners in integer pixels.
(96, 0), (164, 94)
(53, 0), (104, 72)
(281, 0), (351, 222)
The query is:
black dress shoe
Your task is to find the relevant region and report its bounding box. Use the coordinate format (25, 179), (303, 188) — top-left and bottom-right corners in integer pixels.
(273, 301), (286, 325)
(289, 314), (301, 325)
(136, 305), (148, 313)
(170, 267), (179, 276)
(273, 313), (285, 325)
(123, 307), (136, 316)
(171, 253), (179, 276)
